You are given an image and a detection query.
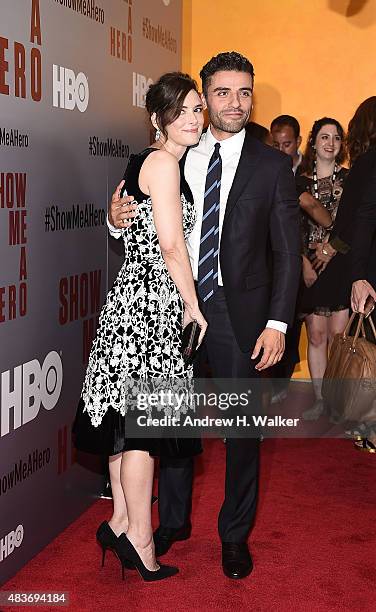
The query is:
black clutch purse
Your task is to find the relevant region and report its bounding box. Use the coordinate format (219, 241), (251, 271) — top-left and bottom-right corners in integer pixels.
(182, 321), (200, 365)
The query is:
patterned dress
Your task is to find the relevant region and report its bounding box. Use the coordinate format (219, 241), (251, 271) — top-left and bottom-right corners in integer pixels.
(296, 167), (349, 315)
(73, 148), (201, 457)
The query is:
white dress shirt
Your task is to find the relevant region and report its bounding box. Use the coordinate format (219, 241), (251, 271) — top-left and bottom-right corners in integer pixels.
(292, 150), (303, 175)
(107, 127), (287, 334)
(185, 127), (244, 286)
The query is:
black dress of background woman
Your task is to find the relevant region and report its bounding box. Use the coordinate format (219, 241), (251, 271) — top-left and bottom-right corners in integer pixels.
(297, 167), (348, 315)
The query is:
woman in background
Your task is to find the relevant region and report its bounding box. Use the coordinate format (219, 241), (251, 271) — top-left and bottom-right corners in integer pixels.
(317, 98), (376, 304)
(296, 118), (348, 420)
(314, 98), (376, 449)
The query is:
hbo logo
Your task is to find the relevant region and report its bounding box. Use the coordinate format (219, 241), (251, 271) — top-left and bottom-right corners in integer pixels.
(0, 525), (24, 562)
(52, 65), (89, 112)
(0, 351), (63, 437)
(133, 72), (153, 109)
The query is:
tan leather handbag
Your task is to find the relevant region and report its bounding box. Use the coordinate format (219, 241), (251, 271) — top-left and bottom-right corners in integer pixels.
(322, 311), (376, 424)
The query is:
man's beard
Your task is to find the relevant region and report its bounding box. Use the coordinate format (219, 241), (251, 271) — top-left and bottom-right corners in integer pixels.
(209, 109), (250, 134)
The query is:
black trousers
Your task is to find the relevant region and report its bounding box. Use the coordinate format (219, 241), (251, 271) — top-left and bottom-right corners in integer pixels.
(158, 287), (260, 543)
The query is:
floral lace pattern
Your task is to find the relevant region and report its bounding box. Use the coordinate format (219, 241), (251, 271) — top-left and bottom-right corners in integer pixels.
(81, 191), (196, 428)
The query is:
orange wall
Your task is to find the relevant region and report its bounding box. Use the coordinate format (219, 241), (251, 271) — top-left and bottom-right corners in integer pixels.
(182, 0), (376, 144)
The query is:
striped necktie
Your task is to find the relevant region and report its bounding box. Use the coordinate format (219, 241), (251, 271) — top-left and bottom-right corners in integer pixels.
(198, 142), (222, 302)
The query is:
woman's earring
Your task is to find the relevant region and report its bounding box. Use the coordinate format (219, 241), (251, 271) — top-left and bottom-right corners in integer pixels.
(155, 128), (161, 141)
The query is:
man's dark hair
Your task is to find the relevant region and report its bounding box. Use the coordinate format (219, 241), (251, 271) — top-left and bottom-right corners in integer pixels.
(270, 114), (301, 139)
(200, 51), (254, 96)
(245, 121), (270, 144)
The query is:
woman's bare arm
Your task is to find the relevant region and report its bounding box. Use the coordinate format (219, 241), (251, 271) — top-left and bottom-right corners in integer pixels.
(299, 191), (332, 228)
(141, 150), (206, 339)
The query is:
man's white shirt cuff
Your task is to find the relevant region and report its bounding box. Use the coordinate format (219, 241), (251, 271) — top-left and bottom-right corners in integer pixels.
(107, 215), (122, 238)
(266, 320), (287, 334)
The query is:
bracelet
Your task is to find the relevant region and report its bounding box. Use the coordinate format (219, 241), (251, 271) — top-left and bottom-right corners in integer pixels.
(324, 223), (334, 231)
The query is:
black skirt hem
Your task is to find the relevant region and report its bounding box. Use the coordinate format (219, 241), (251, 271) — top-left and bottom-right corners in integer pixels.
(73, 398), (202, 459)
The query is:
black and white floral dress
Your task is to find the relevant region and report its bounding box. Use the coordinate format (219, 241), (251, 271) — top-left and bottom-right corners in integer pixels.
(73, 148), (201, 457)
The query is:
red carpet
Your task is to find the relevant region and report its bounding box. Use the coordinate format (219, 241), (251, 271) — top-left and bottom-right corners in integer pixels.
(3, 438), (375, 611)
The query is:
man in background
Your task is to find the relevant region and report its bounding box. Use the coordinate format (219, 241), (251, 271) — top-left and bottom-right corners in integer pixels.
(271, 114), (303, 176)
(269, 114), (303, 402)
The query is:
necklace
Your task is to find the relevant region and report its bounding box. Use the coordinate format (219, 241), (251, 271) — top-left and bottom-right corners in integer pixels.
(312, 158), (338, 205)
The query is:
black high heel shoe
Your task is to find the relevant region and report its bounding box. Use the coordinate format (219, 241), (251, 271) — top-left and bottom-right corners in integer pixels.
(116, 533), (179, 582)
(354, 437), (376, 453)
(96, 522), (134, 578)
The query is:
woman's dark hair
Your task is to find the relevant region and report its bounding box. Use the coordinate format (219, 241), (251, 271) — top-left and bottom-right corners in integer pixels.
(347, 97), (376, 166)
(301, 117), (346, 174)
(200, 51), (254, 96)
(145, 72), (199, 138)
(245, 121), (270, 144)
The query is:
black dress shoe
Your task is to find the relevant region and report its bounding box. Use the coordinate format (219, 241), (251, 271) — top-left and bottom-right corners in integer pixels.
(222, 542), (253, 579)
(154, 523), (191, 557)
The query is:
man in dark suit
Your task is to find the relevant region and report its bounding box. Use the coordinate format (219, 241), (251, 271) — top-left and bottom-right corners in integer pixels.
(109, 52), (301, 579)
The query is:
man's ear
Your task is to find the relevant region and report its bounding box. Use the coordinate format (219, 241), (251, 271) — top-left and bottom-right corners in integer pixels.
(201, 92), (207, 110)
(297, 135), (302, 148)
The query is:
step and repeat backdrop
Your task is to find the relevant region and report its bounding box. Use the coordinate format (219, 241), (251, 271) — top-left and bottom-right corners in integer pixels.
(0, 0), (182, 584)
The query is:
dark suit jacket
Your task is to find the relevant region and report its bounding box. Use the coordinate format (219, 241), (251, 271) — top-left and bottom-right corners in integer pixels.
(349, 150), (376, 285)
(185, 133), (301, 352)
(331, 148), (376, 288)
